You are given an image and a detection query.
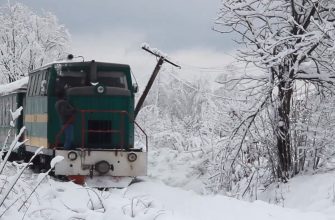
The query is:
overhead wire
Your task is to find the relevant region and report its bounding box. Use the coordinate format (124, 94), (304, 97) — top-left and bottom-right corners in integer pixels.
(165, 67), (247, 102)
(175, 58), (262, 70)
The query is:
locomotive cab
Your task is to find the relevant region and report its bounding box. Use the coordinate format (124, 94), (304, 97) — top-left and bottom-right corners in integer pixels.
(52, 62), (135, 150)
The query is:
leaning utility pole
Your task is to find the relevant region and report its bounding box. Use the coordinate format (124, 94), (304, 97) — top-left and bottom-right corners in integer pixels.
(134, 45), (181, 119)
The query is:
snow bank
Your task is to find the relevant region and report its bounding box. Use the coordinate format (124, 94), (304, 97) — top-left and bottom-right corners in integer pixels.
(148, 148), (206, 194)
(259, 171), (335, 216)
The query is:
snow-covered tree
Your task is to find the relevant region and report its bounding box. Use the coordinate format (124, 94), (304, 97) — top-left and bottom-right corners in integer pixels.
(0, 2), (70, 83)
(216, 0), (335, 181)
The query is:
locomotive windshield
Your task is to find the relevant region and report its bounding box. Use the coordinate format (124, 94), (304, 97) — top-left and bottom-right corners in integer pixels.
(54, 63), (129, 95)
(97, 71), (127, 89)
(55, 71), (88, 93)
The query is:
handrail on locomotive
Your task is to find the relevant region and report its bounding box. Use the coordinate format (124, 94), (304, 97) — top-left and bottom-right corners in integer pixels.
(54, 109), (148, 152)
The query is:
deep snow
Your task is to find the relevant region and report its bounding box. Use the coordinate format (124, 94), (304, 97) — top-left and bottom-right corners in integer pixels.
(259, 171), (335, 217)
(1, 152), (334, 220)
(2, 175), (331, 220)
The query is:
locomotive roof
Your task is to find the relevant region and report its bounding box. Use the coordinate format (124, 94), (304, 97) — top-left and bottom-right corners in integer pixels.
(29, 60), (131, 75)
(0, 61), (131, 95)
(0, 77), (28, 96)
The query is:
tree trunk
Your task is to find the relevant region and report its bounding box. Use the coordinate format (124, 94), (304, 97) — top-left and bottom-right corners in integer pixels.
(8, 75), (15, 83)
(276, 79), (293, 181)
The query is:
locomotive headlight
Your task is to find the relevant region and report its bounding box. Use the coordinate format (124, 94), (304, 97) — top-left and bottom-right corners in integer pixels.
(127, 153), (137, 162)
(95, 160), (110, 174)
(97, 85), (105, 94)
(68, 151), (78, 161)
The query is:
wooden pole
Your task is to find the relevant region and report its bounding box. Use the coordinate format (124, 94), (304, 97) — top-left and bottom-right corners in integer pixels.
(134, 46), (181, 119)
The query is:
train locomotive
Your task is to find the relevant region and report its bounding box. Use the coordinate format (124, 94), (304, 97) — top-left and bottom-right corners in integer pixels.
(0, 46), (179, 186)
(0, 59), (149, 186)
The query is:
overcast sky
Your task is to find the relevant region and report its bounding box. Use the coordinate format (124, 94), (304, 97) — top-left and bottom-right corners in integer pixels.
(2, 0), (237, 84)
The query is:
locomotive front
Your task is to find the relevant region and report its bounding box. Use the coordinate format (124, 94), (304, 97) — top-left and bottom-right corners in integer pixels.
(49, 61), (147, 180)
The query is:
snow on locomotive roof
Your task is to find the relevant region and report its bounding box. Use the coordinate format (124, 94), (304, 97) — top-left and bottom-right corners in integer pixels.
(29, 60), (131, 74)
(0, 60), (131, 95)
(0, 77), (28, 95)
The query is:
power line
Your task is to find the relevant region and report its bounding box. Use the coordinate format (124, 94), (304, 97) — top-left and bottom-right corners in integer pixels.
(166, 70), (247, 102)
(172, 61), (262, 74)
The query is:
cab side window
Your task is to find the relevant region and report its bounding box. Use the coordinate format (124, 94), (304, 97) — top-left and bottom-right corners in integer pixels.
(33, 73), (42, 96)
(27, 74), (35, 96)
(40, 70), (49, 96)
(27, 70), (49, 96)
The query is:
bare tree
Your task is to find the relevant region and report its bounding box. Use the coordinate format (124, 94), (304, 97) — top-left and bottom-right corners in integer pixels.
(0, 2), (70, 83)
(215, 0), (335, 181)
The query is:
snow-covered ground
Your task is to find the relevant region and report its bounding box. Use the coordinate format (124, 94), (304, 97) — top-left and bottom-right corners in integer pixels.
(2, 173), (331, 220)
(147, 148), (206, 194)
(259, 171), (335, 217)
(1, 153), (335, 220)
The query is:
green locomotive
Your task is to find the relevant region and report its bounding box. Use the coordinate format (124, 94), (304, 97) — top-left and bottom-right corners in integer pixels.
(0, 46), (178, 186)
(0, 60), (148, 182)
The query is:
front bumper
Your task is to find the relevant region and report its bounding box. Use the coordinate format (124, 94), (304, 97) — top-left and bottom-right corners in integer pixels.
(54, 149), (147, 176)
